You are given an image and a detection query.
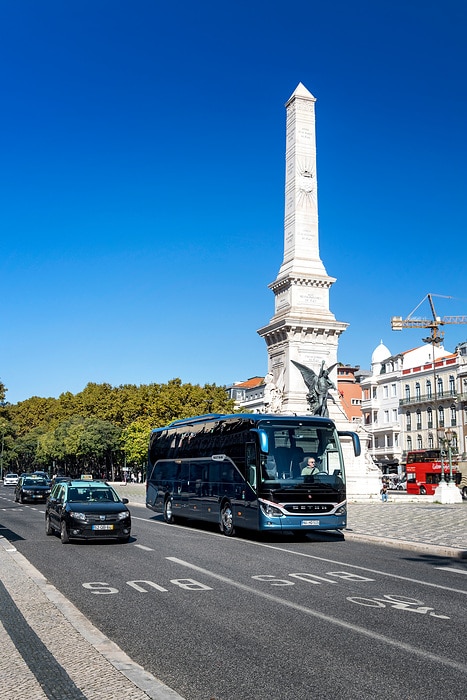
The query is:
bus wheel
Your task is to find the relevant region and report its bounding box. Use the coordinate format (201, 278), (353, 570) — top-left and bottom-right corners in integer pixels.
(419, 486), (427, 495)
(462, 487), (467, 501)
(220, 501), (235, 537)
(164, 497), (175, 524)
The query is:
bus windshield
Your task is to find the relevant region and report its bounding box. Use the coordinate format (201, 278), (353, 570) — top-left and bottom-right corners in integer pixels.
(258, 421), (343, 487)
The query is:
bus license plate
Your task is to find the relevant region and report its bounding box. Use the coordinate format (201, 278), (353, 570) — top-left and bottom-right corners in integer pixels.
(92, 524), (114, 530)
(302, 520), (319, 526)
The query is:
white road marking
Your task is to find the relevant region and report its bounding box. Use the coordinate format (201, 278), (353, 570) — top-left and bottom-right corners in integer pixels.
(134, 544), (154, 551)
(435, 567), (467, 576)
(167, 556), (467, 674)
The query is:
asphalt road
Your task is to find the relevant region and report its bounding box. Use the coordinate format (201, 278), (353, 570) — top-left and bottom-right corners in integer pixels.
(1, 490), (466, 700)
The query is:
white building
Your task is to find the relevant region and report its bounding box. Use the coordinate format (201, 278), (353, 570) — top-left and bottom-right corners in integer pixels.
(361, 340), (467, 474)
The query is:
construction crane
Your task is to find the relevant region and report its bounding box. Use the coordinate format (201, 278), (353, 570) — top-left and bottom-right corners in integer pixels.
(391, 294), (467, 345)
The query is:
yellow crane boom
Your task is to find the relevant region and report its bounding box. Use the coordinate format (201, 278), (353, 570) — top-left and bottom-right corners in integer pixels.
(391, 294), (467, 341)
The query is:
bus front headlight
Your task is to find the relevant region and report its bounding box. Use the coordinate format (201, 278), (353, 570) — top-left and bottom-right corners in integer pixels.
(259, 501), (284, 518)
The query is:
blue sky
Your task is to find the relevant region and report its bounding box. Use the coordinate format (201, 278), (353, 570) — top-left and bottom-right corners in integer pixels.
(1, 0), (466, 405)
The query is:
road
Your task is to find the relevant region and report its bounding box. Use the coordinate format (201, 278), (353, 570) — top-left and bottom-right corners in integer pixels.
(1, 488), (466, 700)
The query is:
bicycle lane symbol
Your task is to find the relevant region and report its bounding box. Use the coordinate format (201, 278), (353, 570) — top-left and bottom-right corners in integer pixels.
(346, 594), (450, 619)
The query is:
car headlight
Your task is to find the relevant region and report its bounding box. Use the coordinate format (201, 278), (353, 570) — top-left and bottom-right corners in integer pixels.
(117, 511), (130, 520)
(335, 504), (347, 516)
(70, 511), (87, 521)
(259, 500), (284, 518)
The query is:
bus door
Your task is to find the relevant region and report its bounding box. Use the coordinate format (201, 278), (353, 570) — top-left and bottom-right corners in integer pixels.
(174, 461), (190, 514)
(185, 461), (206, 519)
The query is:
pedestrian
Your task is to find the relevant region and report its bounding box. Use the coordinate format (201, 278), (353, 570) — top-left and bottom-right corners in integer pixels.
(380, 483), (388, 502)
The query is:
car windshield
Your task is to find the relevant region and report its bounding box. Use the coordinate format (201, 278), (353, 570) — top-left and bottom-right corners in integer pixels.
(67, 487), (120, 503)
(24, 478), (48, 487)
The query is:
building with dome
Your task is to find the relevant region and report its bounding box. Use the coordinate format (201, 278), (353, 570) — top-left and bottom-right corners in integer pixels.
(360, 340), (460, 475)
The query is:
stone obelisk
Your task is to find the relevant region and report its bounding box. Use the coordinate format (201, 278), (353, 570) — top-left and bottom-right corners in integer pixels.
(257, 83), (348, 416)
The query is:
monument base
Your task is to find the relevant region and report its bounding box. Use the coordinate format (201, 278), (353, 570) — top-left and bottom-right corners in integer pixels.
(433, 481), (463, 504)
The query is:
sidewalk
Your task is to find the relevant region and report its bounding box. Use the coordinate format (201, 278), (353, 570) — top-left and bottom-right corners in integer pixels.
(1, 488), (466, 700)
(0, 533), (185, 700)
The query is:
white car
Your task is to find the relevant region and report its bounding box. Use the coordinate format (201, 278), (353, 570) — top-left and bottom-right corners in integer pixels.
(3, 473), (19, 486)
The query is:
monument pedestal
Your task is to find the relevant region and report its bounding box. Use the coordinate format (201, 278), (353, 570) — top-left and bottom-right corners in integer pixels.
(433, 481), (463, 504)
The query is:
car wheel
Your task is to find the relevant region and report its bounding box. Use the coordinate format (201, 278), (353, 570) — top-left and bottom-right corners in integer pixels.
(45, 514), (54, 536)
(19, 494), (24, 503)
(164, 497), (175, 524)
(219, 500), (235, 537)
(419, 486), (427, 495)
(60, 521), (70, 544)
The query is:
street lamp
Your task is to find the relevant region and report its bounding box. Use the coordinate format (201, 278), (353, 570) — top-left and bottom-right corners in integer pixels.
(437, 427), (456, 483)
(0, 422), (6, 481)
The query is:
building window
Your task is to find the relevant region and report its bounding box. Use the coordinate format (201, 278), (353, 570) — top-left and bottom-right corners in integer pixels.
(392, 408), (398, 422)
(450, 404), (456, 427)
(372, 387), (377, 399)
(395, 433), (399, 447)
(415, 382), (421, 401)
(427, 407), (433, 429)
(437, 377), (443, 397)
(391, 383), (397, 397)
(405, 385), (410, 401)
(373, 411), (378, 424)
(449, 375), (455, 396)
(406, 411), (411, 431)
(407, 436), (412, 450)
(417, 434), (423, 449)
(428, 433), (434, 449)
(438, 405), (445, 428)
(426, 379), (432, 399)
(383, 385), (389, 398)
(384, 410), (389, 423)
(374, 437), (379, 448)
(416, 410), (422, 430)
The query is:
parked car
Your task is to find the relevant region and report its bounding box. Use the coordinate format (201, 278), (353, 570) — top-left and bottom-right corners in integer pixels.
(3, 473), (19, 487)
(45, 479), (131, 544)
(15, 475), (52, 503)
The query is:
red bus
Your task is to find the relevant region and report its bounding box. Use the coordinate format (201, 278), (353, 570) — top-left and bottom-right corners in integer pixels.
(406, 449), (458, 495)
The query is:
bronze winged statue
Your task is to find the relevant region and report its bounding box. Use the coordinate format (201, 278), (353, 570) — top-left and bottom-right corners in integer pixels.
(291, 359), (338, 417)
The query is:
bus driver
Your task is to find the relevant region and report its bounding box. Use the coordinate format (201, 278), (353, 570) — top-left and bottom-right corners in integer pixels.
(301, 457), (319, 476)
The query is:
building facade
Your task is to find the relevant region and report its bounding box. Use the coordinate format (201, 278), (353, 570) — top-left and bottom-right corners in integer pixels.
(361, 341), (467, 474)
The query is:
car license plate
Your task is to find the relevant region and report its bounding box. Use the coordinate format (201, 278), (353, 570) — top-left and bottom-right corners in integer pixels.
(92, 524), (114, 530)
(302, 519), (319, 526)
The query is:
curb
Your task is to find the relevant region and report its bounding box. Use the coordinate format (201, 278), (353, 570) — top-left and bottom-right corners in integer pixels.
(343, 530), (467, 559)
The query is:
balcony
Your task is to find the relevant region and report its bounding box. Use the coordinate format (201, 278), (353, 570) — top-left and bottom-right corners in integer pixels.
(399, 392), (457, 407)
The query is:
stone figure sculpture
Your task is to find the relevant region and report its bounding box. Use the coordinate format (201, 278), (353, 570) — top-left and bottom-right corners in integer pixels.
(263, 371), (284, 414)
(291, 359), (337, 417)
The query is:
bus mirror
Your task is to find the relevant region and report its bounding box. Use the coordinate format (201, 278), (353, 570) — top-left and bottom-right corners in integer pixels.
(251, 429), (269, 453)
(338, 431), (361, 457)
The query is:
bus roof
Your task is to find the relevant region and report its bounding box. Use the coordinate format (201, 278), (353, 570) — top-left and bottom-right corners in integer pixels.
(155, 413), (335, 433)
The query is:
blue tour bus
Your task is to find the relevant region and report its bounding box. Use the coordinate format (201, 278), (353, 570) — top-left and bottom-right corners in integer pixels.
(146, 413), (360, 536)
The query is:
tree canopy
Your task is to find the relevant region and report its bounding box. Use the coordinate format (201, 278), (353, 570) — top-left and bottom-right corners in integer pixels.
(0, 379), (236, 479)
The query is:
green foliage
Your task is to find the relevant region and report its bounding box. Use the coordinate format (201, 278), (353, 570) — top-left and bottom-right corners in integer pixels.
(2, 379), (236, 475)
